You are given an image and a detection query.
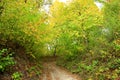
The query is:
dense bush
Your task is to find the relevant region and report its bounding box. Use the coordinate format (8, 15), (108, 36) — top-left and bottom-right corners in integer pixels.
(51, 0), (120, 79)
(0, 0), (48, 57)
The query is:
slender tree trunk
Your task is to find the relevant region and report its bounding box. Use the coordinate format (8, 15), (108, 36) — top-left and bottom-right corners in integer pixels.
(53, 46), (57, 57)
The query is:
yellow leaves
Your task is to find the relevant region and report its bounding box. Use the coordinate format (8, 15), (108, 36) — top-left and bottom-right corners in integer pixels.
(77, 47), (84, 52)
(100, 50), (108, 55)
(113, 39), (120, 50)
(49, 0), (101, 30)
(74, 0), (93, 7)
(98, 66), (107, 73)
(49, 0), (67, 26)
(114, 38), (120, 45)
(88, 78), (93, 80)
(109, 70), (119, 79)
(89, 50), (94, 55)
(106, 74), (111, 79)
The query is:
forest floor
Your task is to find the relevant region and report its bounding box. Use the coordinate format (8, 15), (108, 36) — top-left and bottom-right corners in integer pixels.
(0, 48), (42, 80)
(40, 57), (81, 80)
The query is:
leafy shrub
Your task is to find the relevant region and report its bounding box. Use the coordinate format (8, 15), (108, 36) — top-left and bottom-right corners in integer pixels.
(0, 49), (15, 72)
(12, 72), (23, 80)
(0, 0), (48, 57)
(56, 0), (120, 80)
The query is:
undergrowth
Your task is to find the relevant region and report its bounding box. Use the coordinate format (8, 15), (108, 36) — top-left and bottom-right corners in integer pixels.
(0, 48), (15, 72)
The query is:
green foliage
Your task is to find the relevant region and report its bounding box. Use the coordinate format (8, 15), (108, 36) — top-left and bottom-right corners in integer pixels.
(12, 72), (23, 80)
(49, 0), (102, 56)
(54, 0), (120, 80)
(0, 0), (48, 57)
(27, 64), (42, 76)
(0, 0), (120, 79)
(0, 49), (15, 72)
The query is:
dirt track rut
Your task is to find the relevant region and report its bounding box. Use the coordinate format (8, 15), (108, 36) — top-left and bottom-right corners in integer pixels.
(40, 62), (81, 80)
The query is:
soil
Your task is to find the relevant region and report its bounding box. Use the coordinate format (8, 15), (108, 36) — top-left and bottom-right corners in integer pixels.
(40, 57), (81, 80)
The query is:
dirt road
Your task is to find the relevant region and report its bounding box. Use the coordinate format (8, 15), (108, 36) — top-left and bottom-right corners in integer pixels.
(40, 61), (81, 80)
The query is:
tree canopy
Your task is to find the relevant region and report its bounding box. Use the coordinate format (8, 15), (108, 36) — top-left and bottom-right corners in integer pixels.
(0, 0), (120, 79)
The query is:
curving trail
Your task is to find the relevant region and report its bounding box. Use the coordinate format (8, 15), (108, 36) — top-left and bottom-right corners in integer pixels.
(40, 61), (81, 80)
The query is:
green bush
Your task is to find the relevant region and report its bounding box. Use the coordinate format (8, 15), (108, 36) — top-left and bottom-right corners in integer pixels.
(12, 72), (23, 80)
(0, 49), (15, 72)
(0, 0), (48, 57)
(57, 0), (120, 80)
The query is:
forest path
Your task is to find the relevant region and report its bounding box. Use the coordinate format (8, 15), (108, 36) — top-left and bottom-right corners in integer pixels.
(40, 57), (81, 80)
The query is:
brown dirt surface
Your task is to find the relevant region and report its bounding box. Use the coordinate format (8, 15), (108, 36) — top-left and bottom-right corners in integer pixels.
(40, 56), (81, 80)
